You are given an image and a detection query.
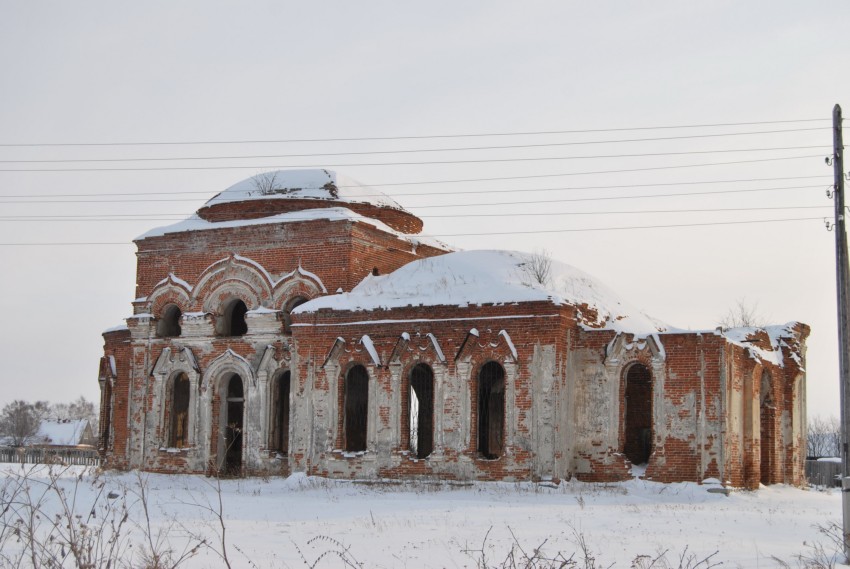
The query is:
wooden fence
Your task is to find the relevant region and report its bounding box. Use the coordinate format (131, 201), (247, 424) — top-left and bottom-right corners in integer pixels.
(806, 459), (842, 487)
(0, 447), (101, 467)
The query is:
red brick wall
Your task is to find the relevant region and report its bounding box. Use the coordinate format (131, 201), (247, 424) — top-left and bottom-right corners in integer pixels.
(292, 301), (566, 481)
(134, 218), (447, 302)
(100, 329), (131, 469)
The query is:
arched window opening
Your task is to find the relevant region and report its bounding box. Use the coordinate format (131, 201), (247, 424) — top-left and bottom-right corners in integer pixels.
(623, 363), (653, 465)
(169, 373), (190, 449)
(477, 362), (505, 460)
(283, 296), (308, 335)
(100, 382), (113, 451)
(760, 370), (775, 485)
(223, 374), (245, 475)
(156, 304), (182, 338)
(409, 364), (434, 459)
(270, 371), (291, 454)
(217, 298), (248, 337)
(344, 365), (369, 452)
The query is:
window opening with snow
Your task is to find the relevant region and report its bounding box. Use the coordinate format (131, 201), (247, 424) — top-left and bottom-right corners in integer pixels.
(156, 304), (182, 338)
(623, 363), (652, 465)
(218, 298), (248, 337)
(283, 296), (308, 335)
(408, 363), (434, 459)
(270, 370), (291, 454)
(344, 365), (369, 452)
(169, 373), (190, 449)
(477, 361), (505, 460)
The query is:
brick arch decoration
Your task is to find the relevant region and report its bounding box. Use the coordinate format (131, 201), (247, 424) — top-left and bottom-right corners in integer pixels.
(602, 333), (666, 476)
(454, 328), (518, 366)
(194, 255), (274, 312)
(389, 332), (448, 367)
(201, 349), (256, 392)
(150, 346), (201, 449)
(272, 265), (327, 310)
(147, 274), (193, 316)
(201, 284), (260, 322)
(450, 329), (519, 462)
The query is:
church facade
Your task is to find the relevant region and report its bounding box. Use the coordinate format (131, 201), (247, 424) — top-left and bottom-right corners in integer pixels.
(97, 170), (809, 489)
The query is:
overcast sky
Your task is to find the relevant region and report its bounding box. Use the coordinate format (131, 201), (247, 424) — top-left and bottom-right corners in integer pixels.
(1, 2), (848, 418)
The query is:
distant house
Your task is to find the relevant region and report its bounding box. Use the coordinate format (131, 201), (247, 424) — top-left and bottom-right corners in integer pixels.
(33, 419), (95, 448)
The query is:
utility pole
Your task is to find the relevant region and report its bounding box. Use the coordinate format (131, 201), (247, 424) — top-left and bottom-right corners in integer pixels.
(833, 104), (850, 560)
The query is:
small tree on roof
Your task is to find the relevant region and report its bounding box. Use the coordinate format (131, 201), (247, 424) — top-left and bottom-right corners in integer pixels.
(519, 248), (553, 288)
(252, 171), (280, 195)
(718, 297), (767, 328)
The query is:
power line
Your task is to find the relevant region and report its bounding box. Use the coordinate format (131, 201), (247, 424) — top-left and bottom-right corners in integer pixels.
(0, 153), (824, 173)
(0, 184), (822, 207)
(0, 144), (829, 166)
(426, 205), (831, 218)
(0, 215), (825, 246)
(0, 132), (828, 164)
(0, 175), (831, 200)
(338, 172), (832, 188)
(0, 205), (830, 222)
(429, 216), (824, 237)
(410, 184), (822, 209)
(0, 118), (829, 147)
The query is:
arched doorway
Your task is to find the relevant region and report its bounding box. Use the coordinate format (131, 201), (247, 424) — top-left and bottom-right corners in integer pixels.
(222, 374), (245, 475)
(409, 363), (434, 459)
(269, 370), (291, 454)
(169, 373), (190, 449)
(623, 363), (653, 465)
(477, 361), (505, 460)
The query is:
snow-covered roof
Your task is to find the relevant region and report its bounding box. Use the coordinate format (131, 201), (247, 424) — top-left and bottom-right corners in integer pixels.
(136, 206), (449, 250)
(720, 323), (803, 368)
(205, 169), (405, 211)
(35, 419), (91, 446)
(295, 249), (667, 337)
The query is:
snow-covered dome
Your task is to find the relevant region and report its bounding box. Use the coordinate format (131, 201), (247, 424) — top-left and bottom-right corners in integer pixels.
(196, 169), (423, 234)
(296, 249), (668, 337)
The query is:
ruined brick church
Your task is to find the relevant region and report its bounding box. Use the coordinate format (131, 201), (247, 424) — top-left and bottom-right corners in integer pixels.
(97, 169), (809, 489)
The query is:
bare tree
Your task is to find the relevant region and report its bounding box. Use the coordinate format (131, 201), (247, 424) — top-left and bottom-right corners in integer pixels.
(718, 297), (768, 328)
(519, 248), (553, 287)
(252, 171), (280, 194)
(0, 400), (48, 446)
(808, 415), (841, 458)
(50, 396), (99, 430)
(0, 465), (202, 569)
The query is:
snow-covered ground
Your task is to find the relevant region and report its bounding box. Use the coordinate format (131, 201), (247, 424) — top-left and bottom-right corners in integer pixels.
(0, 463), (841, 568)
